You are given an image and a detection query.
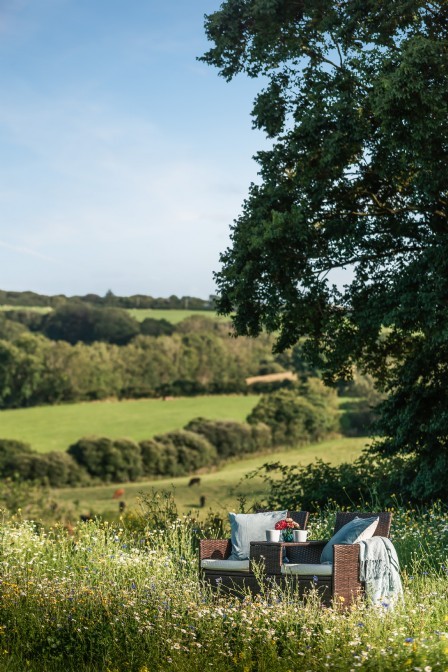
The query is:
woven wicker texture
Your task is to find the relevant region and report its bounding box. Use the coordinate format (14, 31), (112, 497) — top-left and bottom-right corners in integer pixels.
(282, 511), (393, 607)
(199, 511), (309, 594)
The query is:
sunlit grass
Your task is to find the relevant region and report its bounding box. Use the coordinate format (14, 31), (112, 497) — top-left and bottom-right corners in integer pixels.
(0, 500), (446, 672)
(0, 395), (260, 453)
(55, 436), (367, 518)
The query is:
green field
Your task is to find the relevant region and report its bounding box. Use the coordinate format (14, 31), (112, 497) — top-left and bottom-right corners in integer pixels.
(0, 305), (52, 313)
(0, 304), (229, 324)
(56, 436), (367, 518)
(126, 308), (229, 323)
(0, 395), (260, 453)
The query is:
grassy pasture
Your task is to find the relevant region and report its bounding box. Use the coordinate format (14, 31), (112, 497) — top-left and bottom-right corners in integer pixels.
(0, 395), (260, 453)
(0, 304), (227, 324)
(56, 436), (367, 518)
(126, 308), (228, 323)
(0, 304), (52, 313)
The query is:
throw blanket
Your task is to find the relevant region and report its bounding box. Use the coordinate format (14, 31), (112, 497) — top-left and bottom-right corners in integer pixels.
(358, 536), (403, 607)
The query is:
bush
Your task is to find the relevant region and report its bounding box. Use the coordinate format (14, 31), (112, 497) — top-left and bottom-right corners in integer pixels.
(7, 452), (88, 487)
(0, 439), (34, 474)
(154, 430), (217, 474)
(43, 305), (140, 345)
(139, 438), (187, 478)
(247, 388), (337, 446)
(184, 418), (271, 459)
(254, 451), (418, 511)
(139, 439), (171, 476)
(67, 436), (143, 482)
(0, 440), (89, 487)
(140, 318), (175, 336)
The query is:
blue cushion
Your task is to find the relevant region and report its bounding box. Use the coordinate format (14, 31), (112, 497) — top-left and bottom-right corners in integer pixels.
(229, 511), (287, 560)
(320, 516), (379, 564)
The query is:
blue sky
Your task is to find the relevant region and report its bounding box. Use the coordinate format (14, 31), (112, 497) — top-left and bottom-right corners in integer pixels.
(0, 0), (266, 299)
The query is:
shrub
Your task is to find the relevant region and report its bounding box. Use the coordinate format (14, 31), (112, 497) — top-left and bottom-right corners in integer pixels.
(0, 439), (34, 474)
(67, 436), (143, 482)
(247, 389), (337, 446)
(140, 318), (175, 336)
(184, 418), (271, 459)
(7, 452), (88, 487)
(254, 452), (418, 511)
(139, 439), (176, 477)
(154, 430), (217, 474)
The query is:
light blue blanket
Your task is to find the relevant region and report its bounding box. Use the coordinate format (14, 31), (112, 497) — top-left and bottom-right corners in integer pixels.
(358, 536), (403, 607)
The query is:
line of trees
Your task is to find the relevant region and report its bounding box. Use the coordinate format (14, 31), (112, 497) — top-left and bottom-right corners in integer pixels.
(0, 385), (340, 487)
(0, 312), (323, 409)
(0, 289), (215, 310)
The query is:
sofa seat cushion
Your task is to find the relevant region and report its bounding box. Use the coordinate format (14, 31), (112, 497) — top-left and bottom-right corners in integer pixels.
(281, 563), (333, 576)
(201, 558), (250, 572)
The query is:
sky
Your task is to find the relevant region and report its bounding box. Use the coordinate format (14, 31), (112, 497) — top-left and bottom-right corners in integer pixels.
(0, 0), (267, 299)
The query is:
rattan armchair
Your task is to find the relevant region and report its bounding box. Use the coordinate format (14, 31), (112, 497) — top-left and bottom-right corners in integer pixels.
(250, 511), (392, 606)
(199, 510), (309, 594)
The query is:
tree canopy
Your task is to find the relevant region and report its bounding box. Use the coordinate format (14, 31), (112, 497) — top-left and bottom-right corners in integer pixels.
(202, 0), (448, 497)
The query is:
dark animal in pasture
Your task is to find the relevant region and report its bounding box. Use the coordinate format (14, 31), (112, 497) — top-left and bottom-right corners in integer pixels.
(188, 477), (201, 487)
(199, 495), (206, 508)
(80, 514), (92, 522)
(118, 501), (126, 513)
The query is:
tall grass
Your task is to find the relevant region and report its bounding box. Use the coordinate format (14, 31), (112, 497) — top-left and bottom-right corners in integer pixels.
(0, 497), (447, 671)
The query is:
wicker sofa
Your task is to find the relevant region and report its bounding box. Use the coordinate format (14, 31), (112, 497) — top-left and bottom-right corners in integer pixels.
(250, 511), (392, 606)
(199, 510), (309, 594)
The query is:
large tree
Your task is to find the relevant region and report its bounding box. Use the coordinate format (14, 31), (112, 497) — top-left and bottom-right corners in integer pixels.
(202, 1), (448, 498)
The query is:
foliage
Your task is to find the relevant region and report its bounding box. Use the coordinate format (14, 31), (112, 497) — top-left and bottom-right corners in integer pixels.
(249, 451), (422, 511)
(0, 321), (289, 408)
(0, 504), (446, 671)
(43, 303), (140, 345)
(0, 439), (33, 471)
(0, 287), (215, 310)
(67, 436), (143, 483)
(153, 430), (218, 474)
(139, 316), (175, 336)
(202, 1), (448, 499)
(2, 451), (88, 488)
(184, 417), (271, 458)
(247, 388), (338, 445)
(139, 438), (183, 477)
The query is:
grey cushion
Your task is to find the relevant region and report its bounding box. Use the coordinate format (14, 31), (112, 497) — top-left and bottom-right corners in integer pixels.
(320, 516), (379, 564)
(281, 563), (333, 576)
(229, 510), (287, 560)
(201, 559), (250, 572)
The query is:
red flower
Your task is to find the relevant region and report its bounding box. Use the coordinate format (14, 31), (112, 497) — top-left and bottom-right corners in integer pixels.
(275, 517), (300, 531)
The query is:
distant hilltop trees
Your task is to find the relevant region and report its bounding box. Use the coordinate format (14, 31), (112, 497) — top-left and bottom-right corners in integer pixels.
(0, 288), (216, 311)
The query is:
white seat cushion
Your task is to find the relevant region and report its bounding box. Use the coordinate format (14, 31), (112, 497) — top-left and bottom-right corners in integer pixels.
(201, 558), (250, 572)
(281, 563), (333, 576)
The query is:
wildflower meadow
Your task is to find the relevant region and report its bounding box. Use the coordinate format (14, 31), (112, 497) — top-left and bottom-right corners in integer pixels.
(0, 495), (447, 672)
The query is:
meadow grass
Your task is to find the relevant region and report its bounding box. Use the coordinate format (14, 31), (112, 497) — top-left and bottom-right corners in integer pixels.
(0, 395), (260, 453)
(0, 305), (52, 314)
(0, 306), (224, 324)
(55, 436), (367, 518)
(126, 308), (228, 323)
(0, 499), (446, 672)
